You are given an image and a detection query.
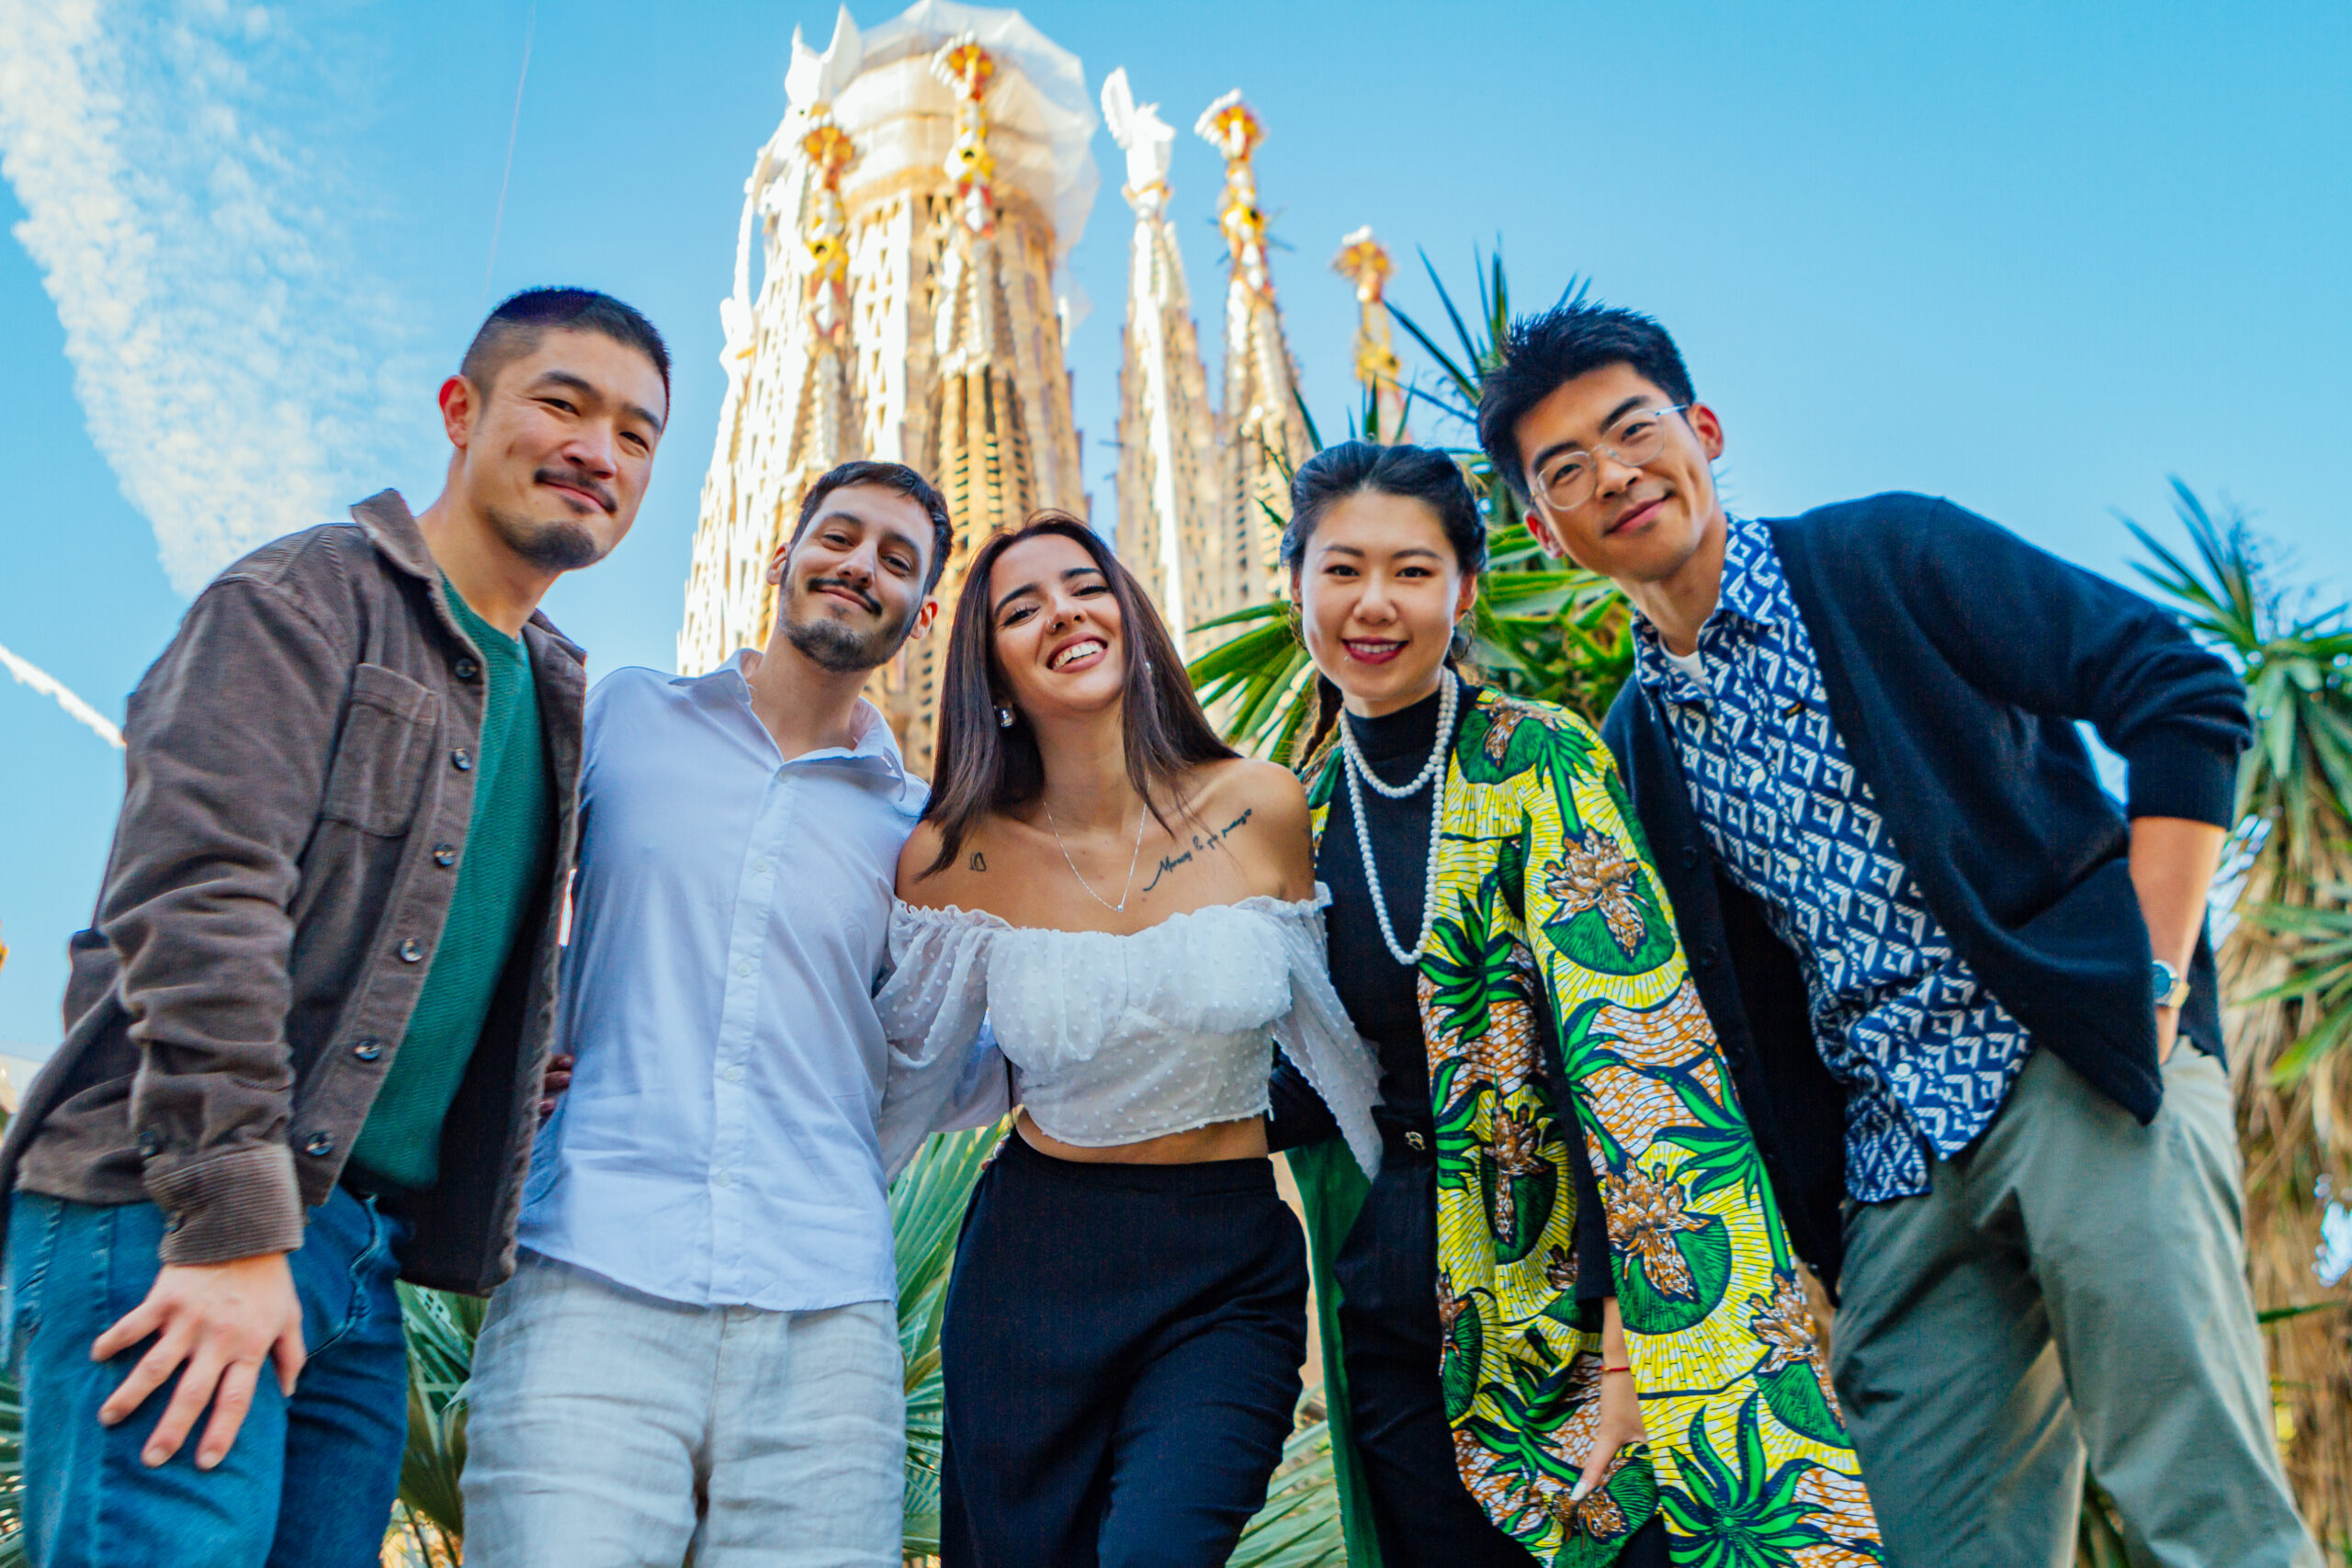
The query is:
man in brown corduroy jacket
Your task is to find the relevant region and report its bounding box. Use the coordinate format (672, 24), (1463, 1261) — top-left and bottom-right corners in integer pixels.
(0, 288), (670, 1568)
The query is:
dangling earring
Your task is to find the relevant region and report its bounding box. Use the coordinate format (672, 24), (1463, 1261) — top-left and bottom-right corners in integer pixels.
(996, 705), (1016, 729)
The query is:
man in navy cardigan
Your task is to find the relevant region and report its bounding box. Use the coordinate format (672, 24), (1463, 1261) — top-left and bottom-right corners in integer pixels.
(1476, 301), (2316, 1567)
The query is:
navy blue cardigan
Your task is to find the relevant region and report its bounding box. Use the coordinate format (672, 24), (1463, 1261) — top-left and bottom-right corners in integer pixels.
(1602, 492), (2250, 1288)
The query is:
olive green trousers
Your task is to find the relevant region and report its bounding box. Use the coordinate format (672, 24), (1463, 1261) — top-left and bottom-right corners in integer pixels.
(1830, 1045), (2319, 1568)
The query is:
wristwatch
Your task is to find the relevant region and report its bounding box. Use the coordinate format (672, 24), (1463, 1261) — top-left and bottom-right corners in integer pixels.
(2152, 958), (2191, 1010)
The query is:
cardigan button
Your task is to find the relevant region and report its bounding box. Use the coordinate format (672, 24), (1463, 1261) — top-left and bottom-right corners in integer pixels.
(398, 938), (425, 964)
(352, 1038), (383, 1063)
(137, 1127), (164, 1157)
(1694, 943), (1721, 968)
(433, 842), (458, 867)
(450, 748), (473, 772)
(302, 1133), (334, 1158)
(453, 656), (481, 682)
(1679, 845), (1701, 869)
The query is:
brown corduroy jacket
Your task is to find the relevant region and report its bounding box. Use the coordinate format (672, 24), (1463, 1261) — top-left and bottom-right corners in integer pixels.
(0, 492), (585, 1295)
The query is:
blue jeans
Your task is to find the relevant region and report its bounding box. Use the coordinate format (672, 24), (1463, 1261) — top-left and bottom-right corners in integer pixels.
(4, 1185), (413, 1568)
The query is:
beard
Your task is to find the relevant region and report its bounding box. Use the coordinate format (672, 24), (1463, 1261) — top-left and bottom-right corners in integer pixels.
(484, 466), (619, 570)
(488, 511), (605, 570)
(781, 578), (916, 673)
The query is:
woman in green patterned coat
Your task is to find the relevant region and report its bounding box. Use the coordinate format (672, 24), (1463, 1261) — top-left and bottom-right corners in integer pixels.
(1265, 442), (1881, 1567)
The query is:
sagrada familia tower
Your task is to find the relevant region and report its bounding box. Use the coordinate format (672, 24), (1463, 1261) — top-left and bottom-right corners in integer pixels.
(678, 0), (1402, 776)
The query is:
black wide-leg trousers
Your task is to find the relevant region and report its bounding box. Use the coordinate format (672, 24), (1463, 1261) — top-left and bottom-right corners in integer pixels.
(1336, 1150), (1669, 1568)
(939, 1133), (1306, 1568)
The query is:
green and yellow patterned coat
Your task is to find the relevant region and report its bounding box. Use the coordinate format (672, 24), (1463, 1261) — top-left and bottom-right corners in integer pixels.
(1287, 686), (1882, 1567)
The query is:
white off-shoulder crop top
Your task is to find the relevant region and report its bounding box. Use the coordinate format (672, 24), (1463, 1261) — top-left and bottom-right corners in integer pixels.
(873, 887), (1381, 1181)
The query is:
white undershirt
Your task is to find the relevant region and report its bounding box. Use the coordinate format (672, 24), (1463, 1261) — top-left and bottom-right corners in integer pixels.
(1663, 642), (1710, 691)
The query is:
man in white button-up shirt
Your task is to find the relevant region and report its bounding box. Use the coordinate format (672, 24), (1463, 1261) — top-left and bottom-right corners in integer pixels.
(462, 462), (952, 1568)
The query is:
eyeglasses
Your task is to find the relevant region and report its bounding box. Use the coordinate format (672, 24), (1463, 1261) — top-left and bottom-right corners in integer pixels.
(1529, 405), (1690, 513)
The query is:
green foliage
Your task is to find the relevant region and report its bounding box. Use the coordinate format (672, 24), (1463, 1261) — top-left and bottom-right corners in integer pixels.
(0, 1360), (20, 1568)
(2126, 481), (2352, 893)
(395, 1282), (483, 1550)
(894, 1124), (1003, 1555)
(1230, 1410), (1351, 1568)
(2245, 894), (2352, 1080)
(2125, 479), (2352, 1081)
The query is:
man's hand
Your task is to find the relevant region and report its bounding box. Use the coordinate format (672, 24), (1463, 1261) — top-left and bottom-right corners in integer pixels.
(539, 1052), (575, 1122)
(91, 1253), (304, 1471)
(1572, 1297), (1647, 1506)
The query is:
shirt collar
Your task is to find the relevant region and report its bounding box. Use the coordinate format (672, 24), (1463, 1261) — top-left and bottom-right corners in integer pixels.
(679, 650), (910, 784)
(1630, 513), (1781, 698)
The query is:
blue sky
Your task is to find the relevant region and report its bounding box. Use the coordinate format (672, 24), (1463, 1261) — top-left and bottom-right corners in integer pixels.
(3, 0), (2347, 1051)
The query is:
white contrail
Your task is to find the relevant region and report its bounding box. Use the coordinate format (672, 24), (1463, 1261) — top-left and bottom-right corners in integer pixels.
(0, 639), (123, 750)
(0, 0), (431, 595)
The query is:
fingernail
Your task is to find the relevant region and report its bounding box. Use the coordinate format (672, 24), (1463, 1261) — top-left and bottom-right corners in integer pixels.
(197, 1452), (218, 1472)
(142, 1448), (165, 1468)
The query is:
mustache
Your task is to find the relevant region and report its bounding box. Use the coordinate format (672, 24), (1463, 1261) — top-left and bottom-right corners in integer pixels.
(806, 575), (880, 614)
(535, 465), (617, 513)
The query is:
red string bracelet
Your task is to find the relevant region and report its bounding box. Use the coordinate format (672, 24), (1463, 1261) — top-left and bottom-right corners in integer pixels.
(1600, 1364), (1633, 1375)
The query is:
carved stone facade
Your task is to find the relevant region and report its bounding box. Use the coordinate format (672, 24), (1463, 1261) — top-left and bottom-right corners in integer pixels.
(682, 6), (1340, 771)
(678, 2), (1095, 778)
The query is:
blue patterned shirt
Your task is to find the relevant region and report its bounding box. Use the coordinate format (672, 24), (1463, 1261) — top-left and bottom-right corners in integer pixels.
(1631, 514), (2032, 1201)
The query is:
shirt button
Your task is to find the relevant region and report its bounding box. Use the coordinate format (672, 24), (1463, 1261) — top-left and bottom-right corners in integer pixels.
(734, 960), (753, 978)
(451, 748), (473, 772)
(302, 1133), (335, 1157)
(711, 1169), (734, 1189)
(398, 938), (425, 963)
(722, 1066), (744, 1084)
(453, 655), (481, 682)
(753, 858), (772, 874)
(1694, 943), (1721, 968)
(352, 1038), (383, 1062)
(1679, 845), (1701, 869)
(137, 1127), (164, 1157)
(433, 843), (458, 868)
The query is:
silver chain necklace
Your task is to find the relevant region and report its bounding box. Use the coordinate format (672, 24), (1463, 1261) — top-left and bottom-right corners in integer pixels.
(1339, 669), (1458, 965)
(1043, 798), (1150, 914)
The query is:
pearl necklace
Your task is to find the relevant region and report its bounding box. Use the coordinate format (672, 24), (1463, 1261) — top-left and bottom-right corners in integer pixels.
(1043, 799), (1149, 914)
(1339, 669), (1457, 965)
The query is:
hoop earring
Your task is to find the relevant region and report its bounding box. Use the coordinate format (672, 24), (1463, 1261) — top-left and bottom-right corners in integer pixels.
(996, 705), (1016, 729)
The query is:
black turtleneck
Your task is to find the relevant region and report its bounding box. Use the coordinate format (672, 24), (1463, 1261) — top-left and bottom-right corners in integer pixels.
(1272, 679), (1612, 1307)
(1317, 682), (1459, 1117)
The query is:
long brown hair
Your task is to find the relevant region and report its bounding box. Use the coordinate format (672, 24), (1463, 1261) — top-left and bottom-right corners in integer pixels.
(920, 513), (1236, 876)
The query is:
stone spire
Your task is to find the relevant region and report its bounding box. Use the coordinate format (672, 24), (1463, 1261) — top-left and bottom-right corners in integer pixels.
(1102, 67), (1216, 649)
(1196, 90), (1313, 620)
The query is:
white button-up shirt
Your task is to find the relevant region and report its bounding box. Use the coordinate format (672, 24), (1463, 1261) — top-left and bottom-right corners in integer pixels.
(517, 655), (924, 1311)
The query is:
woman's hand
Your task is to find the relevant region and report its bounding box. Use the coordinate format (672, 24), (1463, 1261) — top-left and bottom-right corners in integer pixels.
(1572, 1297), (1647, 1506)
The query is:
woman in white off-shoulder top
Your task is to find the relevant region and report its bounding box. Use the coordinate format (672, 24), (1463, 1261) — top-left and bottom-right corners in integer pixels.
(874, 513), (1379, 1568)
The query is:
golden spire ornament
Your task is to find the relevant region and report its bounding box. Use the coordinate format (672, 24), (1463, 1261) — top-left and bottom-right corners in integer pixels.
(1333, 226), (1406, 443)
(1195, 89), (1312, 616)
(933, 36), (999, 238)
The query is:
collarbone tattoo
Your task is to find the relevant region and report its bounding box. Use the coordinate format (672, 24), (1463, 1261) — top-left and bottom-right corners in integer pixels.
(1139, 806), (1256, 895)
